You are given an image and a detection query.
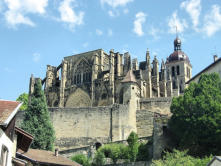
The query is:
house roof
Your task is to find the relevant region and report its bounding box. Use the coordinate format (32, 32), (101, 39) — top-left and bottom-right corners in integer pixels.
(121, 70), (137, 83)
(17, 149), (81, 166)
(186, 57), (221, 84)
(15, 127), (34, 152)
(207, 156), (221, 166)
(0, 100), (22, 126)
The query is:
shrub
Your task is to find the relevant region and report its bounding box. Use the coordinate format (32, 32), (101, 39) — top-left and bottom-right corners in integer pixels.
(92, 151), (105, 166)
(136, 142), (149, 161)
(98, 143), (128, 164)
(71, 154), (90, 166)
(151, 150), (212, 166)
(127, 131), (139, 162)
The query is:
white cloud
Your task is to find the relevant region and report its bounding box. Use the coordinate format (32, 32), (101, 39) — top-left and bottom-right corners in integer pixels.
(133, 12), (146, 36)
(181, 0), (201, 29)
(108, 28), (113, 36)
(4, 0), (48, 27)
(58, 0), (84, 30)
(96, 29), (103, 36)
(168, 11), (188, 34)
(100, 0), (133, 8)
(203, 5), (221, 37)
(33, 53), (40, 62)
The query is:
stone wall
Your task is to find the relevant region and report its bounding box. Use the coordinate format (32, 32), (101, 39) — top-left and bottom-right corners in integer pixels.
(137, 97), (171, 138)
(16, 104), (136, 151)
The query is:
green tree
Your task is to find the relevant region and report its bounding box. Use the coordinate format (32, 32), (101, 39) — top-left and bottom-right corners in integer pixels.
(169, 73), (221, 156)
(151, 150), (212, 166)
(71, 154), (91, 166)
(16, 93), (28, 111)
(21, 79), (55, 151)
(127, 131), (139, 162)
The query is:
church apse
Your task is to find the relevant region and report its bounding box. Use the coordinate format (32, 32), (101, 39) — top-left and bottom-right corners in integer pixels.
(29, 37), (192, 108)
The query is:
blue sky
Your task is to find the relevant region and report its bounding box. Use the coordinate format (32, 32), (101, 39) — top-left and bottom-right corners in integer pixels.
(0, 0), (221, 100)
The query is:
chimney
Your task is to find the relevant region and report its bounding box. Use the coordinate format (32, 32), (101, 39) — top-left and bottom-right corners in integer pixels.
(214, 55), (218, 62)
(55, 148), (59, 157)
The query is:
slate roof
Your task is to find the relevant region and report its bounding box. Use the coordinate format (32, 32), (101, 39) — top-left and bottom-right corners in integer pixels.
(121, 70), (137, 83)
(17, 149), (81, 166)
(0, 100), (22, 126)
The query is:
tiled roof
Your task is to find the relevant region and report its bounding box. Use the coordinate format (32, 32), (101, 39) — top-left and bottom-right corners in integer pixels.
(0, 100), (21, 125)
(17, 149), (81, 166)
(121, 70), (137, 83)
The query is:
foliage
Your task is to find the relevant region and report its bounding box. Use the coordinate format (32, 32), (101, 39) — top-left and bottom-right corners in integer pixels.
(151, 150), (212, 166)
(93, 131), (149, 165)
(169, 73), (221, 156)
(71, 154), (91, 166)
(98, 143), (128, 164)
(92, 150), (105, 166)
(16, 93), (28, 111)
(127, 131), (139, 162)
(136, 142), (149, 161)
(21, 79), (55, 151)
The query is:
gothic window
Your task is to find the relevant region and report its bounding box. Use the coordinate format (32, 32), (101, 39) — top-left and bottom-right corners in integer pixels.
(172, 66), (175, 77)
(173, 81), (176, 89)
(73, 59), (92, 85)
(177, 65), (180, 75)
(167, 69), (170, 80)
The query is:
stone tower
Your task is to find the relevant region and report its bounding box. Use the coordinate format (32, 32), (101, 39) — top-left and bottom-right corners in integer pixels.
(165, 37), (192, 94)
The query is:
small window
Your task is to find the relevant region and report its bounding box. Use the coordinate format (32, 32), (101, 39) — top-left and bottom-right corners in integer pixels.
(177, 66), (180, 75)
(172, 66), (175, 77)
(132, 87), (134, 90)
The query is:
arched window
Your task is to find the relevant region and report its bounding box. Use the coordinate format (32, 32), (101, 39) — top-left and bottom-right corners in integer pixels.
(172, 66), (175, 77)
(73, 59), (92, 85)
(177, 66), (180, 75)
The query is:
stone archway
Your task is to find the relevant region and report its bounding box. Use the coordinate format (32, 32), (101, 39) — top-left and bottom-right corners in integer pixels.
(65, 88), (91, 107)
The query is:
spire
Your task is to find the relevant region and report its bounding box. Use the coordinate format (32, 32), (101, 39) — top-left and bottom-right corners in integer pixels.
(121, 70), (137, 83)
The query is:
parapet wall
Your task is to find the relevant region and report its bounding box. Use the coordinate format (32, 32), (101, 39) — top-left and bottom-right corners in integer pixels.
(137, 97), (172, 138)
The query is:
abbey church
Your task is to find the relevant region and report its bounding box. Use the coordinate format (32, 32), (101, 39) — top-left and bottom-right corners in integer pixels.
(29, 37), (192, 108)
(26, 37), (192, 159)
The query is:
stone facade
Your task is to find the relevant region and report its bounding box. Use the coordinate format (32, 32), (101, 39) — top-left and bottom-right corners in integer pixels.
(25, 37), (192, 159)
(29, 37), (191, 108)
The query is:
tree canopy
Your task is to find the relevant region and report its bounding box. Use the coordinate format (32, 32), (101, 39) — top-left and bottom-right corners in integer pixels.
(16, 93), (28, 111)
(21, 79), (55, 151)
(169, 73), (221, 156)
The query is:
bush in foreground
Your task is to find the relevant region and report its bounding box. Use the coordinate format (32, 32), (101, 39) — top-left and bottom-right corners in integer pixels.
(71, 154), (91, 166)
(151, 150), (212, 166)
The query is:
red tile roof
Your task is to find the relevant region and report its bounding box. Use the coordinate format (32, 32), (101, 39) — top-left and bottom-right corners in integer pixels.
(17, 149), (81, 166)
(0, 100), (21, 125)
(121, 70), (137, 83)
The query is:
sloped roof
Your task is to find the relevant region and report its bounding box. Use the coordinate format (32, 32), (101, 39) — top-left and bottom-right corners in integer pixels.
(207, 156), (221, 166)
(121, 70), (137, 83)
(0, 100), (22, 126)
(187, 57), (221, 84)
(17, 149), (81, 166)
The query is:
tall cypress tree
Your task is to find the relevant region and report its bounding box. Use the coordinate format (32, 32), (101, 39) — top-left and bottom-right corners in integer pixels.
(21, 79), (55, 151)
